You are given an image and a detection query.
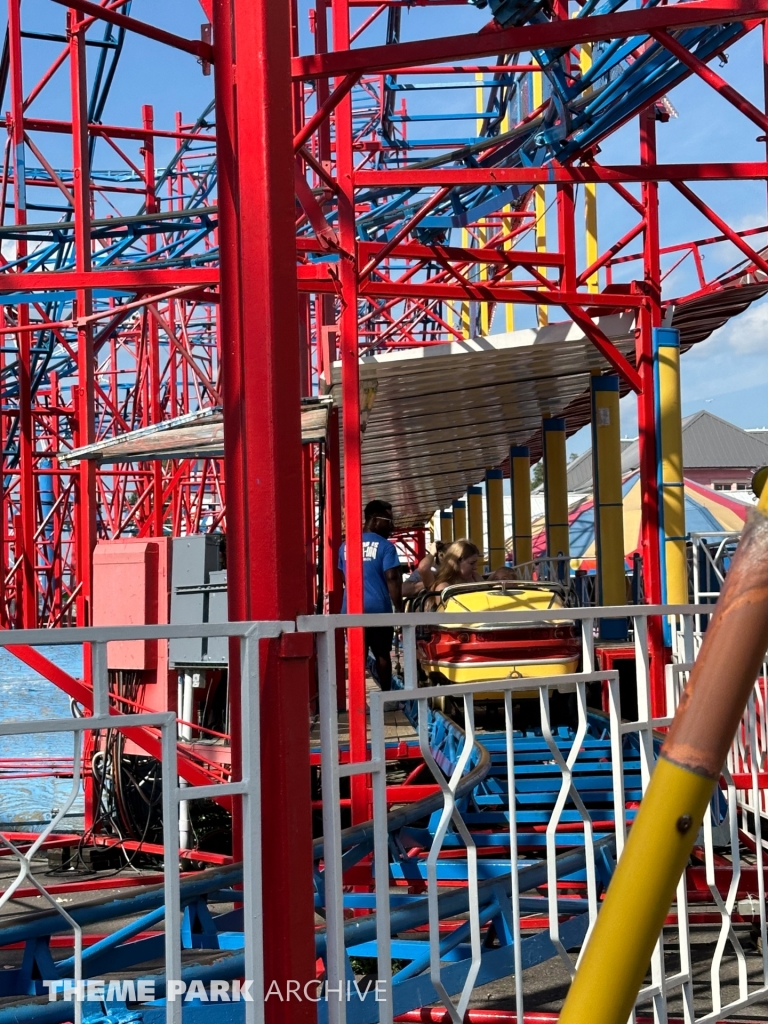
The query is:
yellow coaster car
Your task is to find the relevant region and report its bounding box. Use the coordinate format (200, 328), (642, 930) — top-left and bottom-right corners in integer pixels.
(417, 581), (581, 700)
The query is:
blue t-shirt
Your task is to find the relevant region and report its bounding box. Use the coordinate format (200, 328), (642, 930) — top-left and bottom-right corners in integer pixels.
(338, 532), (400, 613)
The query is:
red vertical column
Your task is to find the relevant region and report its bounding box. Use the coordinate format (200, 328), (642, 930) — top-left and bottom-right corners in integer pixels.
(0, 309), (6, 628)
(557, 184), (577, 292)
(69, 10), (97, 628)
(8, 0), (36, 627)
(142, 104), (164, 538)
(555, 0), (577, 298)
(639, 107), (665, 712)
(212, 1), (316, 1017)
(325, 404), (347, 710)
(50, 373), (63, 626)
(332, 0), (368, 823)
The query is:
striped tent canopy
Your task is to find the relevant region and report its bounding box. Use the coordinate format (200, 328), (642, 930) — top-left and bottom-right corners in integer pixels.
(529, 473), (751, 571)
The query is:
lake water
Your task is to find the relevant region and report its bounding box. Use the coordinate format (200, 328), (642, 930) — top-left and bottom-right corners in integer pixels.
(0, 644), (85, 831)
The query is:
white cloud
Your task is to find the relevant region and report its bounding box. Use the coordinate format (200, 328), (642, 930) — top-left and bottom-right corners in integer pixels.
(681, 295), (768, 412)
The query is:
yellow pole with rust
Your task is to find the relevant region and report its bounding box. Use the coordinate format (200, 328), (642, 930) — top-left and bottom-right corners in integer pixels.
(439, 509), (453, 545)
(452, 499), (467, 540)
(655, 327), (687, 606)
(510, 445), (533, 566)
(485, 469), (505, 571)
(560, 481), (768, 1024)
(542, 417), (569, 566)
(467, 485), (484, 562)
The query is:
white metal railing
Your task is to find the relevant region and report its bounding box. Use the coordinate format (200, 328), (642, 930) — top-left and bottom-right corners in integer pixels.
(300, 605), (768, 1024)
(691, 532), (741, 606)
(3, 606), (768, 1023)
(0, 620), (282, 1024)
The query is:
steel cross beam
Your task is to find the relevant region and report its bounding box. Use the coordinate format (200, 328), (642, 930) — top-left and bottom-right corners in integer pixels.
(292, 0), (768, 79)
(354, 162), (768, 185)
(0, 268), (219, 293)
(651, 27), (768, 133)
(563, 304), (642, 393)
(48, 0), (214, 63)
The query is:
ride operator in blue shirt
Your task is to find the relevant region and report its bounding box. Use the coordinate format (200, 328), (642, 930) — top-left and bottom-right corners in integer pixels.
(338, 499), (403, 690)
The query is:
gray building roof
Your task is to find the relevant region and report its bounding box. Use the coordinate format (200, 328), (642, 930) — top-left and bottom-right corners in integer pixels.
(567, 411), (768, 492)
(564, 440), (635, 493)
(681, 410), (768, 469)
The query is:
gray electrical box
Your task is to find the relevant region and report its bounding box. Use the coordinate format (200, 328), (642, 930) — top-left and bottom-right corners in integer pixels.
(169, 535), (229, 668)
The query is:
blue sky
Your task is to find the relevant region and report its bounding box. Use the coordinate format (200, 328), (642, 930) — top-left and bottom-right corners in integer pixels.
(1, 0), (766, 453)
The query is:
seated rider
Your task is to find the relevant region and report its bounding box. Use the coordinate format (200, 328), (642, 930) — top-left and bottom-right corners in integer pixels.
(424, 540), (483, 608)
(402, 541), (447, 600)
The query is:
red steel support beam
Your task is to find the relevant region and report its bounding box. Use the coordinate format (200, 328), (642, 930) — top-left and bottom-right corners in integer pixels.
(142, 104), (165, 539)
(69, 10), (97, 628)
(576, 220), (645, 287)
(652, 28), (768, 134)
(671, 180), (768, 278)
(358, 185), (453, 282)
(212, 0), (316, 1015)
(296, 268), (645, 305)
(561, 304), (642, 393)
(0, 267), (218, 293)
(49, 0), (214, 63)
(333, 0), (369, 825)
(292, 0), (768, 79)
(293, 71), (361, 152)
(355, 238), (565, 267)
(354, 162), (768, 185)
(639, 107), (665, 714)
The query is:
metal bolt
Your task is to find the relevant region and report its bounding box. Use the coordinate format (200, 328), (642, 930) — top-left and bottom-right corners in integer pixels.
(676, 814), (692, 834)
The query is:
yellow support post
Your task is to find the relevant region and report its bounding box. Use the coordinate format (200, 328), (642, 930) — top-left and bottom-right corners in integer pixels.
(591, 374), (628, 638)
(542, 417), (569, 570)
(654, 328), (687, 606)
(509, 446), (533, 566)
(439, 509), (454, 545)
(452, 499), (467, 540)
(485, 469), (505, 572)
(533, 69), (547, 327)
(467, 485), (484, 562)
